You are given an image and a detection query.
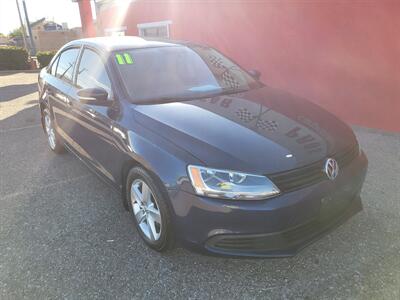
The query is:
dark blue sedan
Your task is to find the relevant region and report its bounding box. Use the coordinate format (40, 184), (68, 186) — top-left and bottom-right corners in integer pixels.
(38, 37), (368, 257)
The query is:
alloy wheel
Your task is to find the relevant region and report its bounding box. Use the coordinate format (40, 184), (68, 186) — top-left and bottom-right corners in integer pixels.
(130, 179), (162, 241)
(44, 112), (56, 150)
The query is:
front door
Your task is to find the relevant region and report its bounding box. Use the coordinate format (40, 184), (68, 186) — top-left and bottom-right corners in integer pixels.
(67, 47), (122, 184)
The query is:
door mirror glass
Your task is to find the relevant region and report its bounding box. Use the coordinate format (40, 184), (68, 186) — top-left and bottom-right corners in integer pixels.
(248, 69), (261, 80)
(77, 88), (110, 106)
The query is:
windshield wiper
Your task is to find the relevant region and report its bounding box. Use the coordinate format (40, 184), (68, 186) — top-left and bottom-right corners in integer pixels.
(138, 88), (250, 104)
(140, 95), (197, 104)
(216, 87), (249, 96)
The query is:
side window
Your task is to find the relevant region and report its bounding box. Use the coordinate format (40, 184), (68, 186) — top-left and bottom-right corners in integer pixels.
(76, 49), (112, 98)
(55, 48), (80, 83)
(49, 55), (59, 75)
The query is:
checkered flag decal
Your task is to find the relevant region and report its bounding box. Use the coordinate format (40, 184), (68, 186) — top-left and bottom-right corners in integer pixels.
(208, 55), (225, 69)
(256, 119), (278, 131)
(236, 108), (254, 122)
(222, 71), (240, 89)
(236, 108), (278, 132)
(208, 55), (240, 88)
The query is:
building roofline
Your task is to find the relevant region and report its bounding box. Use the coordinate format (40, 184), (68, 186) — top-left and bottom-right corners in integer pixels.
(30, 17), (45, 27)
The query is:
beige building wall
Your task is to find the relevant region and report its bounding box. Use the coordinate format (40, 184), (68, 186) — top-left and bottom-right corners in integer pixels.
(32, 30), (81, 52)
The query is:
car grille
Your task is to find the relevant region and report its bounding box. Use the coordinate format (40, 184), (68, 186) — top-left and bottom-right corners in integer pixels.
(268, 144), (359, 193)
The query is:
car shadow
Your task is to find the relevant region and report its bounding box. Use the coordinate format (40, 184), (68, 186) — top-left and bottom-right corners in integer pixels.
(0, 102), (41, 131)
(0, 83), (38, 102)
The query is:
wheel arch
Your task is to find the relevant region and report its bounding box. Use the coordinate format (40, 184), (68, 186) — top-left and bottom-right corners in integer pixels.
(39, 93), (51, 132)
(118, 130), (197, 210)
(39, 101), (47, 131)
(120, 157), (176, 212)
(120, 159), (142, 210)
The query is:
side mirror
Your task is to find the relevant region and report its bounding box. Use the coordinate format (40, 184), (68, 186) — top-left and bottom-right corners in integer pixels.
(77, 87), (110, 106)
(248, 69), (261, 80)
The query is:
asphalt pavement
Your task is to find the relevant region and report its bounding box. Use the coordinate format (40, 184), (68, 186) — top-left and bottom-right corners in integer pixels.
(1, 71), (399, 299)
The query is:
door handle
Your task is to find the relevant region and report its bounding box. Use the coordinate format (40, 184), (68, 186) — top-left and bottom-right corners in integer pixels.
(65, 96), (74, 108)
(86, 107), (96, 118)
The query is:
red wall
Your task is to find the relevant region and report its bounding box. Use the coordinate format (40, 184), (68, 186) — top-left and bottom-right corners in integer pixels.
(98, 0), (400, 132)
(78, 0), (96, 37)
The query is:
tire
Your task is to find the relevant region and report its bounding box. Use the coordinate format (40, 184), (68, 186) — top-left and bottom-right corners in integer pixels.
(43, 108), (64, 154)
(126, 167), (174, 252)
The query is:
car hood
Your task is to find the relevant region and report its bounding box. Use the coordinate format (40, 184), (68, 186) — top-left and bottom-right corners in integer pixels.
(132, 86), (357, 174)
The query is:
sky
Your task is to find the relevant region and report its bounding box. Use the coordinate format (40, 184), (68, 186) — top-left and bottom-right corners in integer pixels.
(0, 0), (85, 35)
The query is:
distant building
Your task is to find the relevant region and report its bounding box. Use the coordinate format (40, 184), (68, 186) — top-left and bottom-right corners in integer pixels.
(8, 36), (27, 48)
(30, 18), (82, 52)
(0, 36), (9, 46)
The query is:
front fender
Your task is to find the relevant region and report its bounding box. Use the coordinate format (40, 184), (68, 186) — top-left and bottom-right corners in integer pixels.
(125, 127), (203, 191)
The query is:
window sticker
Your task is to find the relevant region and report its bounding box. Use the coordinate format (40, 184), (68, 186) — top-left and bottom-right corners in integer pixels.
(115, 53), (125, 65)
(123, 53), (133, 64)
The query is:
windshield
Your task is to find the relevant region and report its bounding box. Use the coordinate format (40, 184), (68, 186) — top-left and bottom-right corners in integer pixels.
(114, 45), (262, 103)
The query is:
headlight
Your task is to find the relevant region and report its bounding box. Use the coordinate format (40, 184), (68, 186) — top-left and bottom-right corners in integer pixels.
(187, 165), (280, 200)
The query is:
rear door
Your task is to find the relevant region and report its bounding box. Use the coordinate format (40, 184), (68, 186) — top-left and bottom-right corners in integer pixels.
(47, 47), (81, 141)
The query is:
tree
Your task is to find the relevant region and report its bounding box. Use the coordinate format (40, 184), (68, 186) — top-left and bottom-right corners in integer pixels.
(9, 27), (24, 38)
(0, 33), (6, 37)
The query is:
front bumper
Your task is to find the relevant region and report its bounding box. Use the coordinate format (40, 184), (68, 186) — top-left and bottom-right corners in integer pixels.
(168, 151), (368, 257)
(205, 195), (362, 257)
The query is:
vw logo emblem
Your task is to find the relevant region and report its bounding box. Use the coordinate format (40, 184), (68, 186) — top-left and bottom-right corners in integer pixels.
(324, 158), (339, 180)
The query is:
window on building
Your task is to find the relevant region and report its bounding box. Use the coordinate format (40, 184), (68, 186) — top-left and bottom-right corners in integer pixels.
(55, 48), (80, 83)
(137, 20), (172, 39)
(104, 26), (126, 37)
(76, 49), (112, 98)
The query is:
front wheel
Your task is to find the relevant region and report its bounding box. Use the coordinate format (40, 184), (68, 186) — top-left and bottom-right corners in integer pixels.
(43, 108), (64, 153)
(126, 167), (174, 252)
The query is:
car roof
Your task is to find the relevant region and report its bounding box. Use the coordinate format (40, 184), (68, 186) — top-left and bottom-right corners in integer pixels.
(64, 36), (191, 52)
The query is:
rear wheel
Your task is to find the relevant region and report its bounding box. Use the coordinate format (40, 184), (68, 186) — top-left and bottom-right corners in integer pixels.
(126, 167), (174, 252)
(43, 108), (64, 153)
